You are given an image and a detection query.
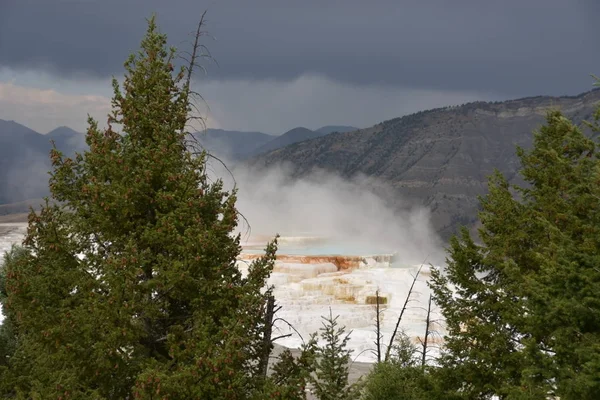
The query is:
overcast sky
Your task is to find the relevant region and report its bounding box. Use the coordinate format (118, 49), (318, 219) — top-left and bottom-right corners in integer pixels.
(1, 0), (598, 133)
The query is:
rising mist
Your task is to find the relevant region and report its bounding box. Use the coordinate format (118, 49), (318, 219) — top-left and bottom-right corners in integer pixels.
(209, 157), (445, 265)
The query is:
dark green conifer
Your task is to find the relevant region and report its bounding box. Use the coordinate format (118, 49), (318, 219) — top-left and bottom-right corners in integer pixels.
(308, 311), (361, 400)
(2, 16), (278, 399)
(430, 110), (600, 399)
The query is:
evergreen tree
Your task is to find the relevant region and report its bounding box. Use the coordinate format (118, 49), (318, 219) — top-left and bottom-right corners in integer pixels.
(362, 332), (422, 400)
(308, 311), (361, 400)
(2, 16), (278, 399)
(361, 332), (452, 400)
(0, 245), (32, 397)
(0, 246), (27, 368)
(430, 110), (600, 399)
(262, 339), (317, 400)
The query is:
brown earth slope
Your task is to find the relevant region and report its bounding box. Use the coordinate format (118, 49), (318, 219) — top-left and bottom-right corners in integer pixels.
(249, 90), (600, 239)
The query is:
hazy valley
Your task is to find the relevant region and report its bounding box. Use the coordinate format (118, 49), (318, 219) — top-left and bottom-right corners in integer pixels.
(4, 89), (600, 240)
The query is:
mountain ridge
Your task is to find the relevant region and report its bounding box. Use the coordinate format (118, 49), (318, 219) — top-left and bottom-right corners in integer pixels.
(250, 127), (324, 156)
(314, 125), (359, 135)
(195, 125), (358, 159)
(249, 89), (600, 238)
(0, 120), (357, 205)
(4, 89), (600, 239)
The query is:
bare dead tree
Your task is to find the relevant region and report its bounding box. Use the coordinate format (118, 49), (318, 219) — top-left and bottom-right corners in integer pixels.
(176, 11), (254, 241)
(259, 294), (300, 372)
(181, 10), (215, 134)
(373, 290), (383, 363)
(258, 294), (276, 377)
(419, 294), (432, 368)
(384, 263), (424, 362)
(420, 281), (444, 366)
(422, 322), (444, 365)
(184, 11), (208, 91)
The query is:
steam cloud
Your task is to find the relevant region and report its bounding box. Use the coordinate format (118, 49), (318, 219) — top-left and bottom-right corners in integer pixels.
(2, 136), (446, 266)
(4, 150), (54, 205)
(210, 158), (445, 265)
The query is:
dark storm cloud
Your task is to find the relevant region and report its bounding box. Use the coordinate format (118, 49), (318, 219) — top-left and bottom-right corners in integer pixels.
(0, 0), (598, 96)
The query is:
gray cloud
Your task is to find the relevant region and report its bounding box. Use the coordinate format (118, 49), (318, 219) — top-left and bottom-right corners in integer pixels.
(194, 74), (503, 133)
(0, 72), (503, 134)
(1, 0), (598, 97)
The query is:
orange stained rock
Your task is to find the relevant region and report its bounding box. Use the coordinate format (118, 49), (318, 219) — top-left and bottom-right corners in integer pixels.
(239, 253), (369, 271)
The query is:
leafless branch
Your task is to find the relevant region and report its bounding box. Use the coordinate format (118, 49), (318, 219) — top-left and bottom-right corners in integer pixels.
(384, 262), (425, 361)
(421, 295), (432, 367)
(373, 289), (383, 363)
(272, 317), (306, 345)
(271, 334), (293, 341)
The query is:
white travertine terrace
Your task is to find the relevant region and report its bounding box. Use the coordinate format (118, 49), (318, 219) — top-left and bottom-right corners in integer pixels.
(0, 225), (443, 363)
(238, 235), (443, 363)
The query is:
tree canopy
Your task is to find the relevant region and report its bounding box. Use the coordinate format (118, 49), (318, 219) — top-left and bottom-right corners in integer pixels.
(430, 109), (600, 399)
(0, 16), (280, 399)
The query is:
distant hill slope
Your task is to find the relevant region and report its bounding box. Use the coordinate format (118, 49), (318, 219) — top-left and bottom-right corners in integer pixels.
(249, 89), (600, 239)
(193, 126), (356, 160)
(250, 127), (326, 156)
(0, 120), (354, 205)
(193, 129), (276, 159)
(0, 120), (62, 204)
(46, 126), (87, 154)
(314, 125), (359, 135)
